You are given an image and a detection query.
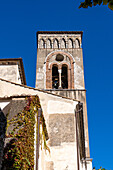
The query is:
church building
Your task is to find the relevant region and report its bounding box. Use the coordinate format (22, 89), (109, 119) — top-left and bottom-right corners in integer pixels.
(0, 31), (92, 170)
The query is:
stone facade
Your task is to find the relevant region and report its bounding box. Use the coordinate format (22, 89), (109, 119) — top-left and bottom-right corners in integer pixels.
(36, 31), (90, 160)
(36, 32), (84, 90)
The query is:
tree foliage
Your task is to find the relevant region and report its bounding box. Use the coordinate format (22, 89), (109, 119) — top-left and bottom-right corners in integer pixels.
(79, 0), (113, 10)
(93, 167), (108, 170)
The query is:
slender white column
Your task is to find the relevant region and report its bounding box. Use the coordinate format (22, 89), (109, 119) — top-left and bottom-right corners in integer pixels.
(58, 69), (62, 88)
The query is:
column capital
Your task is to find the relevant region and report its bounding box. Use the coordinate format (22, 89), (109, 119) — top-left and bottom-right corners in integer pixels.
(58, 69), (62, 73)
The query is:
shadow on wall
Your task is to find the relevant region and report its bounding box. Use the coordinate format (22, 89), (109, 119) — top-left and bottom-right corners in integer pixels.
(1, 138), (17, 170)
(0, 108), (7, 169)
(0, 99), (27, 169)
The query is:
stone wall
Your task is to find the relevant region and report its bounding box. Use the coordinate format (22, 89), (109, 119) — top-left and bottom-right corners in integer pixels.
(36, 33), (85, 90)
(35, 32), (90, 158)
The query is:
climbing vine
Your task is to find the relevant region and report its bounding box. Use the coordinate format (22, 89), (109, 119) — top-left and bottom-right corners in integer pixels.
(2, 96), (48, 170)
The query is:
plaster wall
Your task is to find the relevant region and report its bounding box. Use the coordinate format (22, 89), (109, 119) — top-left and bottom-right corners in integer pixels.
(0, 65), (22, 84)
(46, 89), (90, 157)
(0, 79), (92, 170)
(0, 79), (82, 170)
(0, 100), (10, 110)
(40, 143), (78, 170)
(86, 160), (93, 170)
(0, 79), (78, 134)
(38, 97), (78, 170)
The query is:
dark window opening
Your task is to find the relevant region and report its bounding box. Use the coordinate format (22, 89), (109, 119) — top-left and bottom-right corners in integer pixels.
(61, 65), (68, 89)
(52, 65), (59, 89)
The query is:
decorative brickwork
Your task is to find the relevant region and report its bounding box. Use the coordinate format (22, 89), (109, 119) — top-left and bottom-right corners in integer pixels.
(46, 51), (75, 89)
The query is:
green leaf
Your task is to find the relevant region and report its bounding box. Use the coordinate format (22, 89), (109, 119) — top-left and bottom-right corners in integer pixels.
(108, 0), (113, 10)
(103, 0), (108, 5)
(24, 158), (31, 166)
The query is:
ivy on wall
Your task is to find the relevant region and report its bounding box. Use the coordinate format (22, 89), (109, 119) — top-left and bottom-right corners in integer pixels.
(2, 96), (49, 170)
(0, 109), (7, 169)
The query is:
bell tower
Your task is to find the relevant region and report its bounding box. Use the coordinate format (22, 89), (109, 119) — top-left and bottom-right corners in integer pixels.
(36, 31), (91, 160)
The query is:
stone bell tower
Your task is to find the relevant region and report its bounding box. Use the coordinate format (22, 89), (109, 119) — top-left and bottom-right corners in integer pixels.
(36, 31), (91, 161)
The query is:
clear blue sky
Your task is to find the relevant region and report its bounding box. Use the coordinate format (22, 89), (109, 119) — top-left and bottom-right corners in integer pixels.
(0, 0), (113, 169)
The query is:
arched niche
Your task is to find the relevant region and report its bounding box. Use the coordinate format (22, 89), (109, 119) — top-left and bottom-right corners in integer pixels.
(61, 38), (66, 48)
(47, 39), (52, 48)
(68, 38), (73, 48)
(75, 39), (80, 48)
(53, 39), (59, 48)
(39, 39), (45, 48)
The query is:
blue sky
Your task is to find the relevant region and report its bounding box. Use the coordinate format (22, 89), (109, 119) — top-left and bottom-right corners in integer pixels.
(0, 0), (113, 169)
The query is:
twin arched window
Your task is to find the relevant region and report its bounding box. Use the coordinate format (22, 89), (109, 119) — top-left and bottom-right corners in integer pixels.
(52, 64), (68, 89)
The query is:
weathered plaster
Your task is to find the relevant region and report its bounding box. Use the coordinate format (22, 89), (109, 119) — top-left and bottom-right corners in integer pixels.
(47, 100), (77, 114)
(0, 65), (22, 84)
(0, 100), (10, 110)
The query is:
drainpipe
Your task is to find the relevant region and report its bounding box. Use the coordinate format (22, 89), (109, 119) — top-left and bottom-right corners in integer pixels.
(75, 103), (88, 170)
(75, 105), (83, 170)
(36, 108), (42, 170)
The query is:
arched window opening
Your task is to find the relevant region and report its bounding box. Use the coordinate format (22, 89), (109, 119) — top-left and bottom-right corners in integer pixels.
(39, 39), (45, 48)
(52, 65), (59, 89)
(61, 65), (68, 89)
(75, 39), (80, 48)
(47, 39), (52, 48)
(53, 39), (59, 48)
(61, 38), (66, 48)
(68, 38), (73, 48)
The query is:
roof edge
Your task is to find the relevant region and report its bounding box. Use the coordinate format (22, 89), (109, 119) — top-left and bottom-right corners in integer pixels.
(36, 31), (83, 39)
(0, 78), (80, 102)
